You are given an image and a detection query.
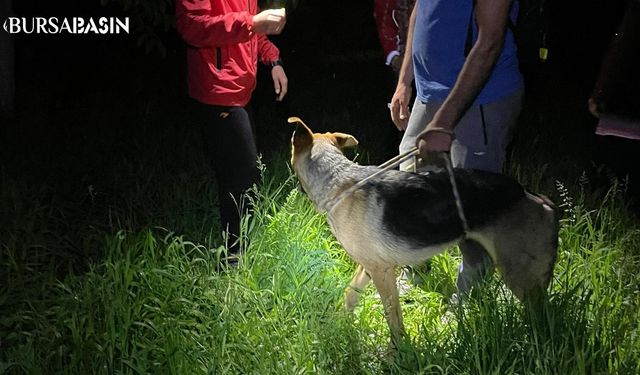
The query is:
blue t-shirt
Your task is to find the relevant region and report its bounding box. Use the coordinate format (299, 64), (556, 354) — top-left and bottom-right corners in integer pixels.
(412, 0), (523, 104)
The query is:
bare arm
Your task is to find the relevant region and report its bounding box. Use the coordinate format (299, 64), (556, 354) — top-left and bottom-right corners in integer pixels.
(389, 0), (418, 130)
(417, 0), (513, 154)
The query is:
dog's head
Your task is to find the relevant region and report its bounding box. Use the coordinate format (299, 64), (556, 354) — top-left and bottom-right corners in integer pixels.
(288, 117), (359, 196)
(288, 116), (358, 168)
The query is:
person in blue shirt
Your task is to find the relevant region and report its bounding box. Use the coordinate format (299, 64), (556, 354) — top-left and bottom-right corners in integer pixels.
(389, 0), (524, 298)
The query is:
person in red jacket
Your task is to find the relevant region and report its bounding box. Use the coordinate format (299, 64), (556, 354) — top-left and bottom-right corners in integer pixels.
(176, 0), (288, 262)
(373, 0), (415, 72)
(374, 0), (400, 70)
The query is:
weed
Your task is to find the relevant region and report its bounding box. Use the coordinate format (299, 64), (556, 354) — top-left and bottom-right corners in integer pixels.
(2, 154), (639, 374)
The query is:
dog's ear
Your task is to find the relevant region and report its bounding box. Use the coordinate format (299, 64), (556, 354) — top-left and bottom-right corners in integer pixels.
(288, 117), (313, 149)
(332, 132), (359, 149)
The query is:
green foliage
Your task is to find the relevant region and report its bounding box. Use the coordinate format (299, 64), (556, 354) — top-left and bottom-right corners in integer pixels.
(2, 152), (640, 373)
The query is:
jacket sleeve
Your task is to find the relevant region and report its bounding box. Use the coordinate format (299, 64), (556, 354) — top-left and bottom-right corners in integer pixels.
(257, 34), (280, 64)
(176, 0), (254, 48)
(373, 0), (400, 64)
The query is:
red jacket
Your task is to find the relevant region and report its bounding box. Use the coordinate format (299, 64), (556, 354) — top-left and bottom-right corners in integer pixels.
(373, 0), (399, 65)
(176, 0), (280, 107)
(373, 0), (416, 65)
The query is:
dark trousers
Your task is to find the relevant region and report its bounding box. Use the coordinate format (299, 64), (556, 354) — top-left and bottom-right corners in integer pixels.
(194, 101), (259, 254)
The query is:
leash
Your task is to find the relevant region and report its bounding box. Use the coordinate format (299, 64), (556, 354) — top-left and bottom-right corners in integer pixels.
(324, 147), (420, 214)
(324, 148), (470, 236)
(442, 152), (470, 235)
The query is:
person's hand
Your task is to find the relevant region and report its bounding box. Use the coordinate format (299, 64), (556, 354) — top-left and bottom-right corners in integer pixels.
(416, 122), (455, 158)
(271, 65), (288, 101)
(588, 97), (602, 118)
(252, 8), (286, 35)
(390, 55), (403, 73)
(389, 82), (412, 130)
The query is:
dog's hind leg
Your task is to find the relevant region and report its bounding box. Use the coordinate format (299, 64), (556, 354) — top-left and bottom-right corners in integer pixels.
(479, 194), (558, 302)
(345, 264), (371, 312)
(368, 266), (406, 344)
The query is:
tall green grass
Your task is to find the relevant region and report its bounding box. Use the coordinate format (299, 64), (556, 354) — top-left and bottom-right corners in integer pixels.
(2, 156), (639, 374)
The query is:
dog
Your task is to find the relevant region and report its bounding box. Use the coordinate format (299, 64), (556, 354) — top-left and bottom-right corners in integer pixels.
(289, 117), (559, 344)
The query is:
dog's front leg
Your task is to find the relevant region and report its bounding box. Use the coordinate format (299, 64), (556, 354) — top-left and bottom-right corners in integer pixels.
(345, 264), (371, 312)
(369, 266), (406, 345)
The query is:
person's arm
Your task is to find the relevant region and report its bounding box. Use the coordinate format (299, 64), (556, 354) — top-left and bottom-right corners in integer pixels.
(416, 0), (513, 155)
(175, 0), (285, 48)
(257, 34), (279, 64)
(257, 34), (288, 101)
(389, 0), (417, 130)
(175, 0), (253, 47)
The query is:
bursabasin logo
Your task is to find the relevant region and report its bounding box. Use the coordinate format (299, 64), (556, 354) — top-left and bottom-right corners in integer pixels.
(2, 17), (130, 35)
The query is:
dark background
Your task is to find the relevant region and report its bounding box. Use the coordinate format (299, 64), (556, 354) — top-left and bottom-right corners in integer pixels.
(1, 0), (639, 215)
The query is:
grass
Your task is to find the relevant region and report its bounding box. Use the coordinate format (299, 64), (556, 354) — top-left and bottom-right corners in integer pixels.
(2, 146), (640, 374)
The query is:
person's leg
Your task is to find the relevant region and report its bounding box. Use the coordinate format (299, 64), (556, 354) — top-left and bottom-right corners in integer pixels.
(452, 89), (524, 172)
(451, 88), (524, 296)
(397, 99), (440, 287)
(197, 103), (259, 256)
(453, 240), (494, 298)
(398, 98), (439, 172)
(397, 92), (523, 296)
(398, 98), (494, 293)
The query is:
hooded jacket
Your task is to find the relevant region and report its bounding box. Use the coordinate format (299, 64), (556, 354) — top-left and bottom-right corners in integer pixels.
(176, 0), (280, 107)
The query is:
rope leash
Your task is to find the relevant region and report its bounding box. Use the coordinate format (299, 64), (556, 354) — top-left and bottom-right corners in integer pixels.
(324, 148), (470, 237)
(324, 147), (420, 214)
(442, 152), (470, 235)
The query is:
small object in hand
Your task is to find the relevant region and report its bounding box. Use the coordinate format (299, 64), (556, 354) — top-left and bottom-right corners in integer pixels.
(272, 7), (286, 17)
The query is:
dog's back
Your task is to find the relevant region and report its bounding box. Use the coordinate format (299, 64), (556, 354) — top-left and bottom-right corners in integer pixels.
(366, 168), (526, 247)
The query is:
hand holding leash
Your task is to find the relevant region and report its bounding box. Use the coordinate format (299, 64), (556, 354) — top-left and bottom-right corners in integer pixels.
(416, 126), (455, 159)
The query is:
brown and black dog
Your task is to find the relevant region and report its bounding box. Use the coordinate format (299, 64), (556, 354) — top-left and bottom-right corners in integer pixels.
(289, 117), (558, 344)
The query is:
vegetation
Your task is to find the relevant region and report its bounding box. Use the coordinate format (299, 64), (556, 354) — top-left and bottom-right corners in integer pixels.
(1, 133), (639, 373)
